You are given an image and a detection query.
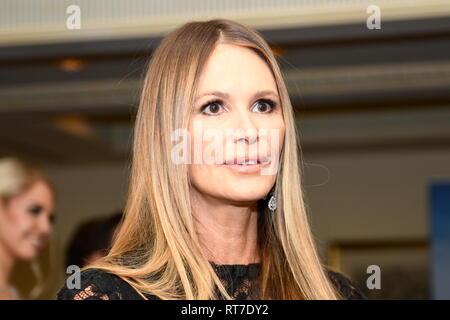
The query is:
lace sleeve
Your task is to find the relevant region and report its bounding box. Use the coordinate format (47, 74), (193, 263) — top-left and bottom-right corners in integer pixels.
(56, 268), (143, 300)
(326, 269), (367, 300)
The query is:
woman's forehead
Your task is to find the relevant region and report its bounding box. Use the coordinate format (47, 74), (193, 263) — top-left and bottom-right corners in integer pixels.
(12, 181), (54, 208)
(198, 44), (276, 92)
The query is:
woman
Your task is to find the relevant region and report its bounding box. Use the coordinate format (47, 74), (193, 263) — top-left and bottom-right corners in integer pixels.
(66, 212), (123, 268)
(0, 157), (55, 299)
(57, 19), (365, 300)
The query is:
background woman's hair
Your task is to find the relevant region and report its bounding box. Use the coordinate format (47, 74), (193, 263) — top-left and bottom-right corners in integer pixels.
(0, 157), (56, 299)
(66, 212), (123, 268)
(0, 157), (54, 203)
(86, 18), (342, 300)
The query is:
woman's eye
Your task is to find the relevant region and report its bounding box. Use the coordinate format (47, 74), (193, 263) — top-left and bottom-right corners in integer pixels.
(28, 204), (43, 216)
(252, 99), (276, 113)
(201, 100), (224, 116)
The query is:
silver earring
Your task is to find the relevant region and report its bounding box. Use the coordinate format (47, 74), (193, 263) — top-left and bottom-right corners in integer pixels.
(268, 193), (277, 212)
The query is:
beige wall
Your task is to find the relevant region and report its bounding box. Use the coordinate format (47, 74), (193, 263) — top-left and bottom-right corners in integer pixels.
(303, 149), (448, 297)
(305, 149), (449, 246)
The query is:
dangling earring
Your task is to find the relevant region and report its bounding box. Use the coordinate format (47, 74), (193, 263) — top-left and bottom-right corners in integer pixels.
(268, 190), (277, 213)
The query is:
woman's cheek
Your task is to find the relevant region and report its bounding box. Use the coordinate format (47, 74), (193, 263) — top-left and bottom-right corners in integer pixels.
(0, 216), (26, 258)
(14, 207), (35, 231)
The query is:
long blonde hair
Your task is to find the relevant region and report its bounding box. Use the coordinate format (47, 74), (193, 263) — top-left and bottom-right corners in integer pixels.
(86, 18), (341, 300)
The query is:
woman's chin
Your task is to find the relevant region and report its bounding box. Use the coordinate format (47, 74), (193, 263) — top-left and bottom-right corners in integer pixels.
(192, 170), (275, 203)
(226, 176), (273, 195)
(222, 184), (270, 203)
(17, 246), (39, 261)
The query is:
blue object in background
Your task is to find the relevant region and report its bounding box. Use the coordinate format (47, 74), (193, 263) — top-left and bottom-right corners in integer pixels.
(431, 182), (450, 299)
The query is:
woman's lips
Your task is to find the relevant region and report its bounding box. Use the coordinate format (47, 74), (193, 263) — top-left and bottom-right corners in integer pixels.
(28, 237), (44, 250)
(222, 161), (270, 174)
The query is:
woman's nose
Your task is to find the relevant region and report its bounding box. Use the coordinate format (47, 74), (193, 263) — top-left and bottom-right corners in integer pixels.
(232, 108), (259, 144)
(37, 214), (52, 236)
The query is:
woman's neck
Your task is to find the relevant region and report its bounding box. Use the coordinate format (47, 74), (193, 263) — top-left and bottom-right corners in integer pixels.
(0, 241), (15, 286)
(191, 192), (260, 265)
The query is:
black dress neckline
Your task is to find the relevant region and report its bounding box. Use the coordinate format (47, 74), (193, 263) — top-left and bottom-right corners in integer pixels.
(56, 261), (367, 300)
(208, 261), (261, 279)
(208, 261), (261, 299)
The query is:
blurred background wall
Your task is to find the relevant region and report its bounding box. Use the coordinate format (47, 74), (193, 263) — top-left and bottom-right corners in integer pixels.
(0, 0), (449, 299)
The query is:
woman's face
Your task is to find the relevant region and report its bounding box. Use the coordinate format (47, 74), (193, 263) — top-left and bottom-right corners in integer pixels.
(188, 43), (285, 203)
(0, 180), (55, 261)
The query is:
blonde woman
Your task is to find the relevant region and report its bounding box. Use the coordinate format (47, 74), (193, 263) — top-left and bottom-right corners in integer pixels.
(0, 157), (55, 300)
(57, 19), (365, 300)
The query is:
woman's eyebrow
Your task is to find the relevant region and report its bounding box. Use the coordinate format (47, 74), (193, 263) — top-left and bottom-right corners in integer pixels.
(195, 90), (278, 103)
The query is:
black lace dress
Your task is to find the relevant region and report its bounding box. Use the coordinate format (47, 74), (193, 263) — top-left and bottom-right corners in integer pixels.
(57, 261), (366, 300)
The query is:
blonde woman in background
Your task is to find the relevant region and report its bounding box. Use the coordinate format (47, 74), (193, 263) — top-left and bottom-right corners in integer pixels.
(58, 19), (365, 300)
(0, 157), (55, 299)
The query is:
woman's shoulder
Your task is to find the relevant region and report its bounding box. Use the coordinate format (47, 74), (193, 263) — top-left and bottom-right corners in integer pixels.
(56, 268), (149, 300)
(325, 268), (367, 300)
